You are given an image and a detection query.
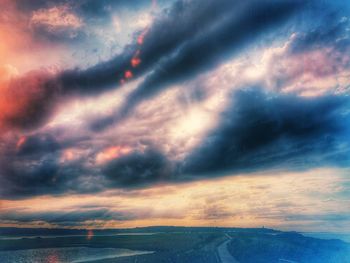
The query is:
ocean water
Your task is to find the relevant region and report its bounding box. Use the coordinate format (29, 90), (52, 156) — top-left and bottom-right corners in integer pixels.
(0, 246), (152, 263)
(0, 233), (156, 240)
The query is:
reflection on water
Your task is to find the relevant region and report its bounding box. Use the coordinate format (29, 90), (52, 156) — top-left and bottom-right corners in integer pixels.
(48, 253), (59, 263)
(0, 233), (157, 240)
(86, 230), (94, 240)
(0, 247), (152, 263)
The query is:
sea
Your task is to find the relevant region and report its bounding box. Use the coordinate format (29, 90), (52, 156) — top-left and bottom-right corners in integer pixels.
(0, 246), (152, 263)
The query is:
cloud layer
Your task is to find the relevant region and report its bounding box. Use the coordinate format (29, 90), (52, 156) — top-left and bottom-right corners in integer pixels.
(0, 0), (350, 231)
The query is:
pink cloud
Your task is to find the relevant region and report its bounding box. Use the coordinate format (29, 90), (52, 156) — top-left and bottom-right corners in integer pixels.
(31, 4), (83, 32)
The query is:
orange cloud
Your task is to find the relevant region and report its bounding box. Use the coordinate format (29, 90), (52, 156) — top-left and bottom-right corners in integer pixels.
(96, 146), (132, 164)
(60, 149), (76, 163)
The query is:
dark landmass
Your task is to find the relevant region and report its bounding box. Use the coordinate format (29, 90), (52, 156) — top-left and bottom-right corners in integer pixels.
(0, 227), (349, 263)
(228, 231), (349, 263)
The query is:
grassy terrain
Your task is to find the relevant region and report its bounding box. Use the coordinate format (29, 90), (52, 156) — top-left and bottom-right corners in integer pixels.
(227, 232), (350, 263)
(86, 231), (225, 263)
(88, 250), (219, 263)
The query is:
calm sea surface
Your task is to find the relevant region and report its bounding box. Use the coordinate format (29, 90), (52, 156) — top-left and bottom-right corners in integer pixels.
(0, 246), (152, 263)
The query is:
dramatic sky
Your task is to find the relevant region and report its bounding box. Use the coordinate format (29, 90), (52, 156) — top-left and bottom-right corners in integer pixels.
(0, 0), (349, 232)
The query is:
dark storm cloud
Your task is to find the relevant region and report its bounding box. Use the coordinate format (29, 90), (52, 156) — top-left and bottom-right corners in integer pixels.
(0, 131), (96, 198)
(182, 89), (350, 176)
(288, 19), (350, 54)
(89, 0), (305, 130)
(0, 209), (134, 224)
(126, 0), (303, 102)
(3, 0), (305, 131)
(0, 155), (62, 198)
(1, 133), (93, 198)
(59, 0), (247, 94)
(102, 148), (173, 188)
(0, 158), (69, 198)
(16, 134), (60, 156)
(0, 140), (101, 199)
(2, 89), (350, 199)
(3, 0), (246, 130)
(0, 134), (173, 198)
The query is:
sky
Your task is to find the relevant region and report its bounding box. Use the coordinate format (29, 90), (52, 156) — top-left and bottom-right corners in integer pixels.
(0, 0), (349, 233)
